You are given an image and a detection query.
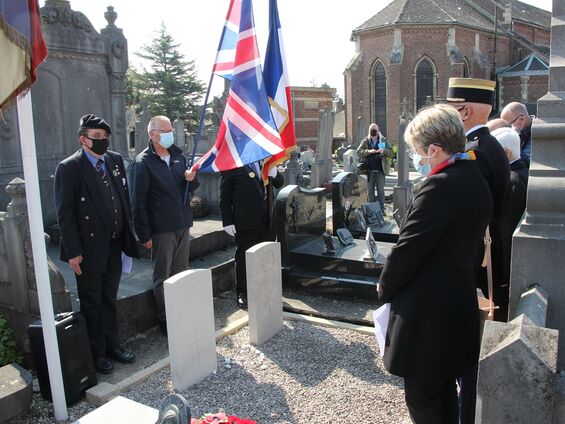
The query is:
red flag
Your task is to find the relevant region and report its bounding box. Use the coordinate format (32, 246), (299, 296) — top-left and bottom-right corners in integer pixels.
(0, 0), (48, 110)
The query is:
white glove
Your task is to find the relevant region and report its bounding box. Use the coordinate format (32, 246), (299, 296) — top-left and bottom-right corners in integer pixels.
(224, 224), (236, 237)
(267, 166), (277, 178)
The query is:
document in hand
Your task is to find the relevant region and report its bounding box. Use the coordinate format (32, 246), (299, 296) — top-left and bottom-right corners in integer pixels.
(373, 302), (391, 357)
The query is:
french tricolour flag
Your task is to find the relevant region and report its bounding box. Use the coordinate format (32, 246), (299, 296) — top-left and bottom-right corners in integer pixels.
(192, 0), (283, 173)
(262, 0), (296, 181)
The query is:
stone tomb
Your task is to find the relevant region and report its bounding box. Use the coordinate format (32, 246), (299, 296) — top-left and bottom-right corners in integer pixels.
(331, 172), (399, 243)
(276, 184), (394, 300)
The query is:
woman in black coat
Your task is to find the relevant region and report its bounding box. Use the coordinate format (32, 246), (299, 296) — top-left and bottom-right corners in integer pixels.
(378, 104), (493, 423)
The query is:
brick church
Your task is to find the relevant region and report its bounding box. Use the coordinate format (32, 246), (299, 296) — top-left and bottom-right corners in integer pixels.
(344, 0), (550, 145)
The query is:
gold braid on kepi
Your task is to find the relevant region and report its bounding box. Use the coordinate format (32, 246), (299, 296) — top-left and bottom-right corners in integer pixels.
(447, 78), (496, 105)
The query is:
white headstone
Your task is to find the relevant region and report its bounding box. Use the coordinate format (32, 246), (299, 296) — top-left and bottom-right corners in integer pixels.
(246, 242), (283, 346)
(343, 149), (358, 173)
(164, 269), (217, 391)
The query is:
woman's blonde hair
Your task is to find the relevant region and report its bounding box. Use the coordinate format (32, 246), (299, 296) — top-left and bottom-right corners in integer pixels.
(404, 104), (466, 154)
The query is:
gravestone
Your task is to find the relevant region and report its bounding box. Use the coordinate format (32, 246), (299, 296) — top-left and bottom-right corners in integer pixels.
(134, 101), (151, 155)
(332, 172), (399, 243)
(335, 144), (347, 163)
(0, 179), (71, 366)
(246, 242), (283, 346)
(356, 115), (366, 146)
(0, 1), (129, 223)
(164, 269), (217, 391)
(310, 108), (335, 187)
(300, 148), (314, 171)
(342, 149), (358, 173)
(276, 184), (393, 299)
(282, 150), (304, 187)
(393, 98), (413, 225)
(509, 0), (565, 369)
(173, 118), (186, 149)
(476, 296), (558, 424)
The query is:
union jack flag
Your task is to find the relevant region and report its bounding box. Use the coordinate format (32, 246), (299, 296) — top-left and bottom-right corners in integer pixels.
(193, 0), (283, 173)
(261, 0), (296, 181)
(212, 0), (241, 80)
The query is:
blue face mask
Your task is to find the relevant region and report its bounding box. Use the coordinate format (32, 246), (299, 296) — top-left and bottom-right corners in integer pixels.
(412, 152), (432, 177)
(158, 132), (174, 149)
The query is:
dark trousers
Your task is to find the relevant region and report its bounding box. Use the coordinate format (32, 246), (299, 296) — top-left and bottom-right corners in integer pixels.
(457, 365), (477, 424)
(152, 228), (191, 322)
(404, 376), (459, 424)
(76, 238), (122, 357)
(368, 170), (386, 212)
(234, 226), (268, 295)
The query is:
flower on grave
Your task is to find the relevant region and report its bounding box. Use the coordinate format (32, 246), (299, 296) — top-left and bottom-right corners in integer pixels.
(190, 410), (256, 424)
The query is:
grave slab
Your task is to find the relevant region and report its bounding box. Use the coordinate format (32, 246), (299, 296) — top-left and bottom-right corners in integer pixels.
(247, 242), (283, 346)
(0, 363), (32, 423)
(72, 396), (158, 424)
(164, 269), (217, 391)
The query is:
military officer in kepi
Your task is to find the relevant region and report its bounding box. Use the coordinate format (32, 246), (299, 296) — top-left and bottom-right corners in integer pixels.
(54, 114), (139, 374)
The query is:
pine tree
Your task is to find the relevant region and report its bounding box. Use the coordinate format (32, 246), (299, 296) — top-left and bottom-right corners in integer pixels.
(127, 23), (205, 129)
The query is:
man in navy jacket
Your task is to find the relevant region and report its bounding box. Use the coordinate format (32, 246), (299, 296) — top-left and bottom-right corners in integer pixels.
(55, 114), (139, 374)
(131, 116), (199, 333)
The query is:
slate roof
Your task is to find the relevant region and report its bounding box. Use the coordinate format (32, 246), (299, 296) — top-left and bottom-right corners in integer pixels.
(499, 53), (549, 76)
(354, 0), (550, 34)
(512, 0), (551, 28)
(354, 0), (495, 33)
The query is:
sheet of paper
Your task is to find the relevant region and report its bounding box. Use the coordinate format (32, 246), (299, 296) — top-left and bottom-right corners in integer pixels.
(373, 303), (391, 358)
(121, 252), (132, 274)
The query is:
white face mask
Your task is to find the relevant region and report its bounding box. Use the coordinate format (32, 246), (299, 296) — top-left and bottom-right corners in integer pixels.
(158, 132), (174, 149)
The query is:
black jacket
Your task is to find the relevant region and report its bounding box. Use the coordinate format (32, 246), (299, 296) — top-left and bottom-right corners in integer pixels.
(54, 149), (139, 272)
(130, 143), (199, 243)
(219, 165), (284, 232)
(379, 160), (492, 381)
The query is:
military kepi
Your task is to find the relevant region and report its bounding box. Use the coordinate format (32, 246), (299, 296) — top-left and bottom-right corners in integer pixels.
(446, 78), (496, 105)
(79, 113), (112, 134)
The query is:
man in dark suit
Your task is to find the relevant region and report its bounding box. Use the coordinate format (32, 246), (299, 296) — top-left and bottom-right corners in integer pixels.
(447, 78), (511, 319)
(54, 114), (139, 374)
(219, 161), (284, 308)
(447, 78), (511, 424)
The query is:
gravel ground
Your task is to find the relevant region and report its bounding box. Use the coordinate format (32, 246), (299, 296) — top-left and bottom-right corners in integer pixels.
(122, 320), (410, 423)
(11, 321), (410, 424)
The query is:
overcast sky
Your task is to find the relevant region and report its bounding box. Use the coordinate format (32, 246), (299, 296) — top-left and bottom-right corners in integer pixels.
(42, 0), (553, 99)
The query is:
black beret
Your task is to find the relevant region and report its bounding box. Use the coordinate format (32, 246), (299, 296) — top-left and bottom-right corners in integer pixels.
(79, 114), (112, 134)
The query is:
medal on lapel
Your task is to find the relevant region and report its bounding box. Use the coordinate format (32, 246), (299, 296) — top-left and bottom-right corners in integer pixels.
(249, 171), (256, 179)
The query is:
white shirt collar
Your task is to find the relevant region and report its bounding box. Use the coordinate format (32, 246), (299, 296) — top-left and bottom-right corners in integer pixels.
(466, 124), (487, 136)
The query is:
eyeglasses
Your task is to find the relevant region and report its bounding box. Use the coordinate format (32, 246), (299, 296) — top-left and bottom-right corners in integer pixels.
(509, 114), (524, 126)
(150, 129), (172, 134)
(456, 106), (466, 113)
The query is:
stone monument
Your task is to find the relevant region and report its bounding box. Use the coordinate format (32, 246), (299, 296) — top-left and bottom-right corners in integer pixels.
(509, 0), (565, 370)
(282, 150), (304, 186)
(0, 179), (71, 366)
(173, 118), (186, 149)
(392, 98), (413, 225)
(0, 1), (129, 224)
(310, 108), (335, 187)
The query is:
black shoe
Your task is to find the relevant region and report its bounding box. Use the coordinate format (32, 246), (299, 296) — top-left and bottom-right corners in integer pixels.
(107, 348), (135, 364)
(237, 293), (248, 310)
(159, 321), (168, 336)
(94, 356), (114, 374)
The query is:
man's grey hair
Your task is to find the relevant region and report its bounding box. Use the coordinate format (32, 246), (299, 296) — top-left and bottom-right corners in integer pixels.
(147, 116), (171, 133)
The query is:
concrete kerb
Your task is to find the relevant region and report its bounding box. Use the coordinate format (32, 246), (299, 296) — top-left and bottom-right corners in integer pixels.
(85, 312), (375, 406)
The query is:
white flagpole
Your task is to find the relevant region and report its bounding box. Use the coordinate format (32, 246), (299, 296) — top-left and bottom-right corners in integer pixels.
(16, 91), (68, 421)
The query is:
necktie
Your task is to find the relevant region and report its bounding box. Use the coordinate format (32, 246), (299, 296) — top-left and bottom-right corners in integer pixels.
(95, 159), (108, 186)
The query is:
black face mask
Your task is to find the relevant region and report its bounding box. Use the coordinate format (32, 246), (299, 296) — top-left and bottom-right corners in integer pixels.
(85, 136), (110, 155)
(370, 130), (378, 137)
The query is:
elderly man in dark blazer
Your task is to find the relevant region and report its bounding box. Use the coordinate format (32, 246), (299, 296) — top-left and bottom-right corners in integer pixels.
(219, 161), (284, 309)
(378, 105), (492, 423)
(54, 114), (139, 374)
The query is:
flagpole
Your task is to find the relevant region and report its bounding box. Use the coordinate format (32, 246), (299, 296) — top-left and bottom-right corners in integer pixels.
(17, 92), (68, 421)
